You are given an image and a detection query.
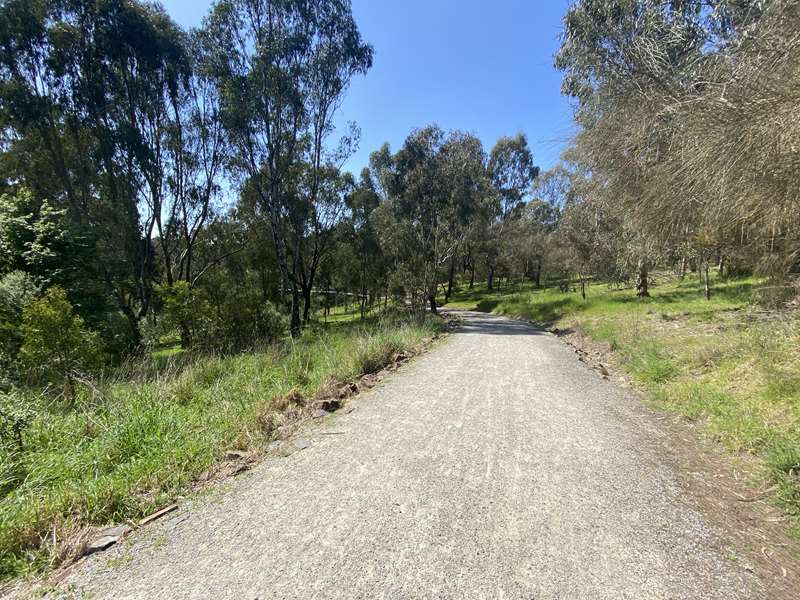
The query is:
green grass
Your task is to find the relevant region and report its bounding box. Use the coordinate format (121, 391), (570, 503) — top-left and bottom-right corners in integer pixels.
(0, 310), (444, 582)
(448, 275), (800, 530)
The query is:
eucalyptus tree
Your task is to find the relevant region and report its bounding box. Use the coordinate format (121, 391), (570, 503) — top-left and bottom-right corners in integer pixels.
(484, 134), (538, 288)
(345, 168), (385, 318)
(201, 0), (372, 336)
(373, 126), (488, 313)
(296, 165), (352, 322)
(555, 0), (799, 298)
(153, 34), (228, 288)
(0, 0), (195, 345)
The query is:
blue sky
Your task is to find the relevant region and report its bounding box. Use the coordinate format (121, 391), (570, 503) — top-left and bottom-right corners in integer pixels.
(160, 0), (575, 175)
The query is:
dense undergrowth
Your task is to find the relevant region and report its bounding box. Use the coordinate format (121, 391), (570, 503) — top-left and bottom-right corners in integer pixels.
(0, 311), (444, 582)
(448, 275), (800, 532)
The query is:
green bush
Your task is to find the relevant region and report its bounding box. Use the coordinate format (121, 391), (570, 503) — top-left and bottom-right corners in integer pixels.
(0, 271), (40, 382)
(256, 301), (289, 341)
(156, 281), (212, 349)
(158, 282), (288, 352)
(0, 390), (33, 496)
(18, 287), (104, 399)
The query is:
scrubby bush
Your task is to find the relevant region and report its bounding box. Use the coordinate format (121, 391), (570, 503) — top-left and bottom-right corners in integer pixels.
(158, 281), (288, 352)
(0, 271), (40, 383)
(18, 287), (104, 399)
(0, 390), (33, 496)
(157, 281), (212, 349)
(256, 301), (289, 341)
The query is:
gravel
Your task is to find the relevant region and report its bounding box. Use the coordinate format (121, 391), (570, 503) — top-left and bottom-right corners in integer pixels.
(50, 310), (762, 599)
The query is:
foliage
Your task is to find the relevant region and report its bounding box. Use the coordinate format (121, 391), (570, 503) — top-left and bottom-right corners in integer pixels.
(202, 0), (373, 336)
(372, 126), (492, 311)
(0, 271), (40, 381)
(18, 288), (104, 398)
(554, 0), (800, 295)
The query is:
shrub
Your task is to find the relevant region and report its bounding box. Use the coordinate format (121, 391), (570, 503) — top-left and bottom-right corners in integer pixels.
(257, 301), (289, 341)
(0, 271), (40, 382)
(158, 282), (288, 352)
(0, 390), (33, 495)
(18, 287), (104, 399)
(156, 281), (212, 349)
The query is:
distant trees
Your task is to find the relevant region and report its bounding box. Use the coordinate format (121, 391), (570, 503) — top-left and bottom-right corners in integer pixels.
(6, 0), (795, 395)
(484, 134), (539, 290)
(372, 127), (490, 312)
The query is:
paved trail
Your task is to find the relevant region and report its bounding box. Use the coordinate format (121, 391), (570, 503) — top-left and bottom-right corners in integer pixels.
(56, 311), (762, 599)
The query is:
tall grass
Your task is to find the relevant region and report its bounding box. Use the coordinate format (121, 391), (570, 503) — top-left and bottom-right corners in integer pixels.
(449, 275), (800, 531)
(0, 311), (443, 582)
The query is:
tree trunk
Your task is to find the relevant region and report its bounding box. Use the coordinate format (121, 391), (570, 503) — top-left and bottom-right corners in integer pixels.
(428, 295), (437, 314)
(703, 258), (712, 300)
(636, 258), (650, 298)
(302, 284), (312, 323)
(679, 256), (687, 280)
(487, 265), (495, 290)
(445, 258), (455, 304)
(289, 283), (301, 338)
(534, 260), (542, 288)
(580, 275), (586, 300)
(469, 263), (475, 289)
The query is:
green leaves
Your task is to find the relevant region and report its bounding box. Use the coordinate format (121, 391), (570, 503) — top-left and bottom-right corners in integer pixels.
(18, 287), (104, 396)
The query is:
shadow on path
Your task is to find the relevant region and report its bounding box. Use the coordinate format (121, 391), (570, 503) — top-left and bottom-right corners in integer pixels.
(443, 309), (546, 337)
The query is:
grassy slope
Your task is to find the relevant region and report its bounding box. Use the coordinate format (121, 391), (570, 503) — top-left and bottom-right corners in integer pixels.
(447, 276), (800, 529)
(0, 312), (443, 581)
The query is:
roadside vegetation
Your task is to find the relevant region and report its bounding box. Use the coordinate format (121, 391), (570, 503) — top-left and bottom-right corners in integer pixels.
(448, 275), (800, 531)
(1, 0), (799, 586)
(0, 310), (443, 581)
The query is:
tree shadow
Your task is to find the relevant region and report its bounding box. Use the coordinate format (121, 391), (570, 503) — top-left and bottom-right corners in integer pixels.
(475, 299), (499, 313)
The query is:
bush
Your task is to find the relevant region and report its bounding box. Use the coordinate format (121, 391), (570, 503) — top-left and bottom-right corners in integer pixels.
(0, 390), (33, 496)
(0, 271), (40, 382)
(156, 281), (212, 349)
(18, 287), (104, 398)
(257, 301), (289, 341)
(158, 281), (288, 352)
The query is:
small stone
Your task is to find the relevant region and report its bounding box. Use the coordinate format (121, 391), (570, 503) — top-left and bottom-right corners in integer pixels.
(293, 438), (310, 450)
(85, 525), (131, 555)
(166, 515), (189, 530)
(225, 450), (247, 461)
(312, 408), (330, 419)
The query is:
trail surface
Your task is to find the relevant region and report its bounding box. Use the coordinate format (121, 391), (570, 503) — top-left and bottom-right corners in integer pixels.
(54, 311), (761, 599)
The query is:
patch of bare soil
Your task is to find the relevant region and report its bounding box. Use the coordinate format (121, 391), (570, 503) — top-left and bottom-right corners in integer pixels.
(553, 326), (800, 600)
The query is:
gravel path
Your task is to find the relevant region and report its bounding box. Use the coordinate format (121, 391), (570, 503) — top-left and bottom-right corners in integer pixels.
(53, 311), (762, 599)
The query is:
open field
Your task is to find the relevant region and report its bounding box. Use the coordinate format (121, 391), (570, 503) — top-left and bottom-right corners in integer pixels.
(447, 276), (800, 533)
(0, 312), (444, 582)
